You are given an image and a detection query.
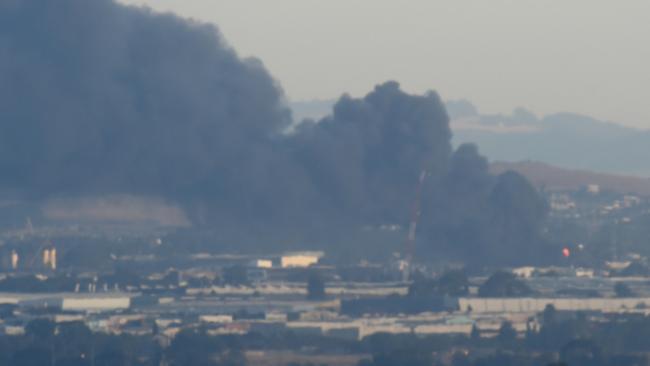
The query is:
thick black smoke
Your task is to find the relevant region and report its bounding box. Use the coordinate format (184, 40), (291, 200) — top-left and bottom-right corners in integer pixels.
(290, 82), (451, 225)
(0, 0), (547, 265)
(0, 0), (290, 199)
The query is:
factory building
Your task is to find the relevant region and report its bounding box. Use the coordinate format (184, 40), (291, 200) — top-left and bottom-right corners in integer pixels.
(458, 297), (650, 313)
(249, 259), (273, 268)
(0, 293), (133, 312)
(279, 251), (323, 268)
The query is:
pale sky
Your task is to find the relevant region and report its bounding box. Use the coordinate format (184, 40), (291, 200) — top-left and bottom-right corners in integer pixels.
(119, 0), (650, 129)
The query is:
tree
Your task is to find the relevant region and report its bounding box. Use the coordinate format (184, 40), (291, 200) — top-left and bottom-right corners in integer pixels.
(161, 269), (181, 287)
(223, 265), (249, 286)
(370, 348), (433, 366)
(478, 271), (533, 297)
(95, 350), (127, 366)
(560, 339), (603, 366)
(307, 272), (326, 300)
(542, 304), (557, 326)
(451, 351), (472, 366)
(407, 277), (436, 297)
(25, 318), (55, 341)
(408, 270), (469, 297)
(436, 270), (469, 296)
(470, 324), (481, 341)
(57, 321), (93, 351)
(166, 329), (220, 366)
(497, 321), (517, 344)
(11, 347), (51, 366)
(614, 282), (634, 298)
(0, 303), (16, 318)
(57, 321), (92, 341)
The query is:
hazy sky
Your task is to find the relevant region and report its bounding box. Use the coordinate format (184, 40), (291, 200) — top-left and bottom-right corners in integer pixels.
(119, 0), (650, 129)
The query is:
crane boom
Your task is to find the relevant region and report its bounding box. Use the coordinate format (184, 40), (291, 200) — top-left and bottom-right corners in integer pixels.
(404, 170), (427, 267)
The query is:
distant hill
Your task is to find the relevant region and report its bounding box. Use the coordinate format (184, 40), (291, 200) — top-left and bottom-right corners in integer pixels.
(449, 100), (650, 178)
(291, 99), (650, 178)
(490, 161), (650, 197)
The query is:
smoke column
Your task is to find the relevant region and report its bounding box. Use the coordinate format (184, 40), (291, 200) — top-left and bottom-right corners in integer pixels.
(0, 0), (548, 265)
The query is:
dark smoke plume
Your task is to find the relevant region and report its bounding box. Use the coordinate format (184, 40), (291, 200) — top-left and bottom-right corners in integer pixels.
(0, 0), (547, 265)
(0, 0), (290, 199)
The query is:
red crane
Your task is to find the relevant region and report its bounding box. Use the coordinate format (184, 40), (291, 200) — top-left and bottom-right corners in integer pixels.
(403, 170), (427, 270)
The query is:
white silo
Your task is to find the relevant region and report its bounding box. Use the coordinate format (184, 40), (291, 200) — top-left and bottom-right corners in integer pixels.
(50, 247), (57, 270)
(11, 250), (19, 270)
(43, 249), (51, 267)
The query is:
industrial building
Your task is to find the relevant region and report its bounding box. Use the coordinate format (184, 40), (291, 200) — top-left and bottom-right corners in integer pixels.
(279, 251), (323, 268)
(457, 297), (650, 313)
(0, 292), (134, 312)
